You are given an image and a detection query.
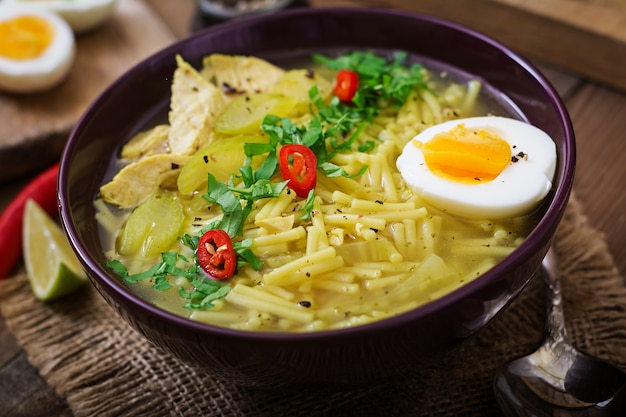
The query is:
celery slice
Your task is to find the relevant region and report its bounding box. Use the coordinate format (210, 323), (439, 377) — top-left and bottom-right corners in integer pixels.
(117, 189), (185, 258)
(177, 135), (268, 194)
(214, 93), (296, 135)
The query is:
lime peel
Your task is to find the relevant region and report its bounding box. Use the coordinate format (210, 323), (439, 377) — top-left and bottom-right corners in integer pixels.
(23, 199), (88, 301)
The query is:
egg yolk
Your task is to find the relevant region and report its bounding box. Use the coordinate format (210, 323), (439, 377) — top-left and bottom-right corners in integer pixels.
(0, 15), (54, 60)
(419, 124), (511, 183)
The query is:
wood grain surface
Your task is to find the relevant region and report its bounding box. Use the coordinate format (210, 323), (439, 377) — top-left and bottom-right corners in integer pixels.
(0, 0), (625, 415)
(0, 0), (176, 182)
(315, 0), (626, 91)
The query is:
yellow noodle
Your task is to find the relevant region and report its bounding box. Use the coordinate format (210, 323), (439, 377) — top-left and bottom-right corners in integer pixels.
(261, 283), (296, 301)
(363, 272), (410, 291)
(421, 89), (443, 124)
(231, 284), (295, 307)
(420, 216), (438, 256)
(398, 90), (420, 120)
(318, 299), (391, 321)
(419, 96), (435, 125)
(276, 255), (345, 286)
(311, 279), (360, 294)
(311, 197), (328, 234)
(350, 198), (414, 212)
(306, 225), (328, 255)
(391, 222), (408, 258)
(237, 265), (262, 280)
(362, 153), (381, 191)
(323, 213), (387, 230)
(338, 265), (382, 279)
(190, 310), (245, 325)
(330, 190), (354, 205)
(366, 208), (428, 223)
(252, 242), (289, 256)
(324, 174), (382, 200)
(461, 80), (481, 114)
(255, 191), (294, 220)
(263, 246), (342, 285)
(320, 202), (343, 215)
(226, 287), (314, 323)
(330, 151), (369, 166)
(252, 226), (306, 247)
(378, 154), (400, 202)
(404, 218), (419, 260)
(384, 239), (404, 264)
(325, 271), (356, 283)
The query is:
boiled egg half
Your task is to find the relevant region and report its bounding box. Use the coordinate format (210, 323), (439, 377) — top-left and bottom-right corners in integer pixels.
(3, 0), (118, 34)
(0, 5), (75, 94)
(396, 116), (557, 219)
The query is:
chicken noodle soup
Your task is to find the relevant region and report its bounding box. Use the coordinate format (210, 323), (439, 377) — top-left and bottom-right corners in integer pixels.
(96, 51), (546, 332)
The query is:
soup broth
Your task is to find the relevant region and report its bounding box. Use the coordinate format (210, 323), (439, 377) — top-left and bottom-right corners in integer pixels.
(96, 51), (540, 332)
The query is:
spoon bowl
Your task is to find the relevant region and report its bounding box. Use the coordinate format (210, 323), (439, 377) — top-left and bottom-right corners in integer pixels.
(494, 248), (626, 416)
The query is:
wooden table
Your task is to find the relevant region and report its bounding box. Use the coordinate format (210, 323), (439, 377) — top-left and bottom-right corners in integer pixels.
(1, 0), (625, 415)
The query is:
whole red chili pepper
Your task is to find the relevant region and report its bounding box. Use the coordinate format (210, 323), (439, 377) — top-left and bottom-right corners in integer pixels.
(197, 229), (237, 280)
(279, 144), (317, 198)
(0, 163), (59, 280)
(333, 69), (359, 103)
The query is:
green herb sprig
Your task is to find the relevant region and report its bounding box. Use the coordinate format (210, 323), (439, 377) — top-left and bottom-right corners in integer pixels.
(313, 50), (427, 112)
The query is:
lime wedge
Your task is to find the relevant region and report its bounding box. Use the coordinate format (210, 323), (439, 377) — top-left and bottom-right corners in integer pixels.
(23, 199), (88, 301)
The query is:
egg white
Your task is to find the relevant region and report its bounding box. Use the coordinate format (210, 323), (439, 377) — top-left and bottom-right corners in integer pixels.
(4, 0), (118, 33)
(0, 5), (76, 94)
(396, 116), (557, 219)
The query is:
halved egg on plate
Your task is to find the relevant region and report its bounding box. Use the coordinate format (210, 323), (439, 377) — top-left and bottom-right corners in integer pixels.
(4, 0), (118, 33)
(397, 116), (557, 219)
(0, 5), (75, 94)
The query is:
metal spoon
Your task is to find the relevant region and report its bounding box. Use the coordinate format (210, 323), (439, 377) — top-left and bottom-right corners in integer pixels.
(493, 248), (626, 416)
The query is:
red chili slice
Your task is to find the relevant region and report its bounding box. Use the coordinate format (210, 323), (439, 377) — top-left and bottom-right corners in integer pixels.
(197, 229), (236, 280)
(0, 163), (59, 280)
(333, 69), (359, 103)
(279, 144), (317, 198)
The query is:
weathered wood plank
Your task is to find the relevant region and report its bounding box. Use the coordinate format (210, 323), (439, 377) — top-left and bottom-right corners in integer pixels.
(0, 352), (73, 417)
(311, 0), (626, 92)
(0, 0), (177, 182)
(565, 83), (626, 278)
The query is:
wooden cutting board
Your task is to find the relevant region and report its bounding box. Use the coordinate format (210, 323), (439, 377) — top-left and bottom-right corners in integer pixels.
(0, 0), (176, 183)
(324, 0), (626, 91)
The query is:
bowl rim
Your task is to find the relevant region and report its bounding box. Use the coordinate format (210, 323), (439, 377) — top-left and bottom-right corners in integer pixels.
(59, 6), (576, 342)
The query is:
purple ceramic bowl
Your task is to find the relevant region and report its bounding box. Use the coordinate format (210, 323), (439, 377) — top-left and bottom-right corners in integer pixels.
(59, 7), (575, 390)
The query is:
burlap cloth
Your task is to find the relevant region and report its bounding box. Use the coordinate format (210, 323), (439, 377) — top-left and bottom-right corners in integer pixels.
(1, 193), (625, 416)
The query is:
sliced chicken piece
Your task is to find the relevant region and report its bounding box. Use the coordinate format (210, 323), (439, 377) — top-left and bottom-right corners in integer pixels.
(99, 154), (190, 209)
(168, 55), (225, 155)
(121, 124), (170, 161)
(201, 54), (285, 100)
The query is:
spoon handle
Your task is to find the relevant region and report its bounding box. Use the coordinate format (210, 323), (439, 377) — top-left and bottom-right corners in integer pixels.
(542, 247), (569, 345)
